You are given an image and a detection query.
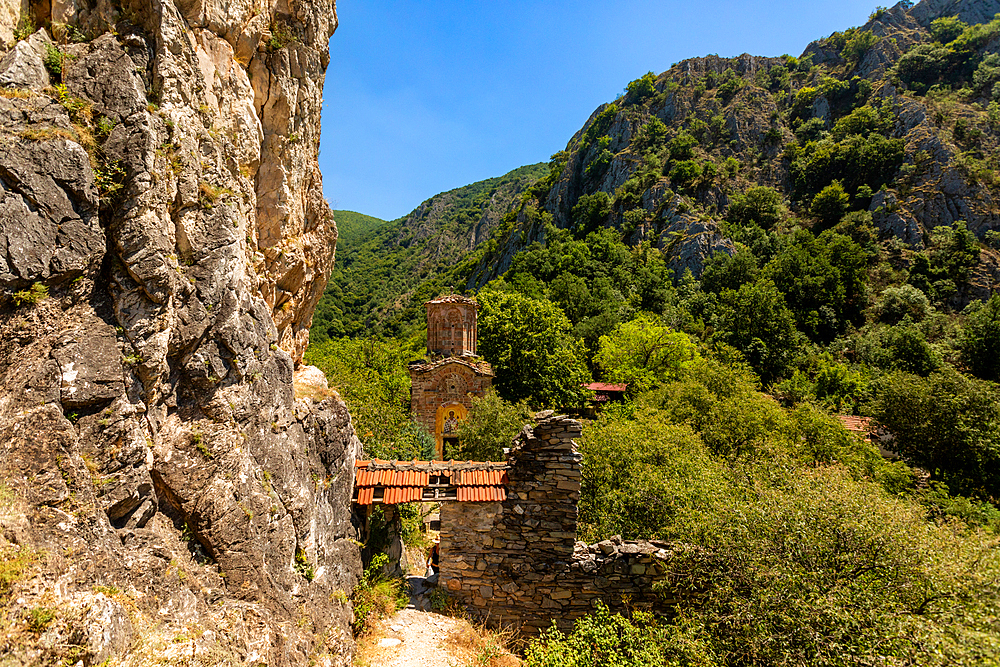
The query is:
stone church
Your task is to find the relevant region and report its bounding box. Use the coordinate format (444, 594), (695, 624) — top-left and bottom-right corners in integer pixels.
(408, 295), (493, 459)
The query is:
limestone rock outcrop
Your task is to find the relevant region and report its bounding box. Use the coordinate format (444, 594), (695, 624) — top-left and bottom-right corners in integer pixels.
(0, 0), (360, 665)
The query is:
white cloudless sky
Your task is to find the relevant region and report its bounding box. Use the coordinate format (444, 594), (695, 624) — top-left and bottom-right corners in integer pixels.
(318, 0), (884, 221)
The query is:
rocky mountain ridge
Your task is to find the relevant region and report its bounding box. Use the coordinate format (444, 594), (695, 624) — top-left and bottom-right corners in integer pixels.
(0, 0), (362, 664)
(314, 0), (1000, 341)
(468, 0), (1000, 298)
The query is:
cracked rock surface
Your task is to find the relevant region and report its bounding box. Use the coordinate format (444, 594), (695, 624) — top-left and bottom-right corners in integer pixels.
(0, 0), (361, 665)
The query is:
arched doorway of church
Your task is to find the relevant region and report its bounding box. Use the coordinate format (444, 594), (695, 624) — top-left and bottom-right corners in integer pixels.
(434, 402), (467, 459)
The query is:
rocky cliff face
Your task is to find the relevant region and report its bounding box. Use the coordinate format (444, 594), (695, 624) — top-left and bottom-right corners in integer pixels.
(463, 0), (1000, 298)
(0, 0), (362, 664)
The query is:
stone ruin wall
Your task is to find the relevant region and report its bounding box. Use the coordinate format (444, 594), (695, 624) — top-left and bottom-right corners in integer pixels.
(438, 414), (679, 634)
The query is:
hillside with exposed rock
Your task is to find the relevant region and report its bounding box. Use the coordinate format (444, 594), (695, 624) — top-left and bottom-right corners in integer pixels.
(320, 0), (1000, 340)
(311, 164), (546, 340)
(0, 0), (362, 664)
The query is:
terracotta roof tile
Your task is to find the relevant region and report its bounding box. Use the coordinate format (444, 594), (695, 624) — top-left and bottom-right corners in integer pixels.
(427, 294), (477, 305)
(354, 459), (508, 505)
(584, 382), (628, 392)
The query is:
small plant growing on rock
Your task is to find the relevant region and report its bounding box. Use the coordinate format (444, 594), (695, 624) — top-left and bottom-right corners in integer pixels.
(294, 548), (315, 581)
(13, 282), (48, 306)
(267, 22), (297, 51)
(0, 544), (38, 599)
(13, 11), (34, 42)
(94, 159), (126, 200)
(351, 553), (407, 634)
(42, 43), (67, 77)
(95, 115), (115, 139)
(26, 606), (55, 634)
(191, 430), (213, 459)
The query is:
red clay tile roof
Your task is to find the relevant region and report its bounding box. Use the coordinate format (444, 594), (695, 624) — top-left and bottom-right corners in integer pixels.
(584, 382), (628, 392)
(353, 459), (508, 505)
(408, 357), (494, 376)
(427, 294), (477, 306)
(838, 415), (873, 440)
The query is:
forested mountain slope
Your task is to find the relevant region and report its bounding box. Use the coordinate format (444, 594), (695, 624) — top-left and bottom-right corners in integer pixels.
(318, 0), (1000, 346)
(311, 164), (546, 340)
(303, 2), (1000, 661)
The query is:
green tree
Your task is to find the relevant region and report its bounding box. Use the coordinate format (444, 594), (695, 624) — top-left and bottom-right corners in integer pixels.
(763, 228), (868, 342)
(959, 294), (1000, 381)
(873, 368), (1000, 499)
(714, 280), (801, 384)
(594, 314), (700, 393)
(810, 180), (849, 228)
(700, 247), (760, 294)
(453, 390), (531, 461)
(930, 16), (967, 44)
(727, 186), (783, 229)
(571, 191), (612, 236)
(476, 289), (591, 407)
(624, 71), (658, 104)
(305, 337), (427, 459)
(668, 131), (698, 161)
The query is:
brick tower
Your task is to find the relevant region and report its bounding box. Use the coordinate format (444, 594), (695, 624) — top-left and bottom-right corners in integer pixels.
(409, 295), (493, 459)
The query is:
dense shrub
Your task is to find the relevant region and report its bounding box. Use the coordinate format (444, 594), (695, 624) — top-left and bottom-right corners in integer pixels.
(959, 293), (1000, 382)
(874, 367), (1000, 500)
(726, 186), (783, 229)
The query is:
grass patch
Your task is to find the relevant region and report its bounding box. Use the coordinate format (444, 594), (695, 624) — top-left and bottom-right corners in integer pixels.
(351, 554), (408, 635)
(198, 181), (234, 208)
(26, 606), (55, 634)
(0, 545), (38, 599)
(0, 88), (34, 99)
(444, 621), (521, 667)
(20, 127), (76, 142)
(12, 282), (48, 306)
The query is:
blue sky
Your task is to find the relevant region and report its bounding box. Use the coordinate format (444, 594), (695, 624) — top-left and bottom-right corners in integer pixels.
(318, 0), (882, 221)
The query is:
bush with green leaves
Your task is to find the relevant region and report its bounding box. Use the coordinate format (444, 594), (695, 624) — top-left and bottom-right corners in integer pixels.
(929, 16), (967, 44)
(594, 313), (700, 394)
(476, 288), (591, 408)
(726, 185), (783, 230)
(959, 293), (1000, 382)
(713, 279), (801, 384)
(842, 28), (879, 63)
(810, 180), (850, 228)
(12, 282), (48, 306)
(762, 228), (868, 343)
(700, 248), (759, 294)
(569, 358), (996, 665)
(304, 336), (428, 459)
(875, 284), (932, 323)
(524, 603), (685, 667)
(452, 389), (530, 461)
(908, 221), (980, 304)
(624, 71), (657, 105)
(350, 553), (407, 635)
(873, 367), (1000, 500)
(667, 131), (698, 161)
(791, 105), (904, 196)
(570, 191), (611, 236)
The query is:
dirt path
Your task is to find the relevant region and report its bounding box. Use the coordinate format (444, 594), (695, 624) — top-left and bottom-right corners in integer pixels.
(357, 576), (470, 667)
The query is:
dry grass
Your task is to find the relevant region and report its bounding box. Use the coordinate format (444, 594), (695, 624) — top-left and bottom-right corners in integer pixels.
(444, 619), (522, 667)
(0, 88), (34, 99)
(20, 126), (77, 142)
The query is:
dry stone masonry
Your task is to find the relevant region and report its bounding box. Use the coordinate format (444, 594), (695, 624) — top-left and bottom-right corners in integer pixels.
(438, 414), (678, 634)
